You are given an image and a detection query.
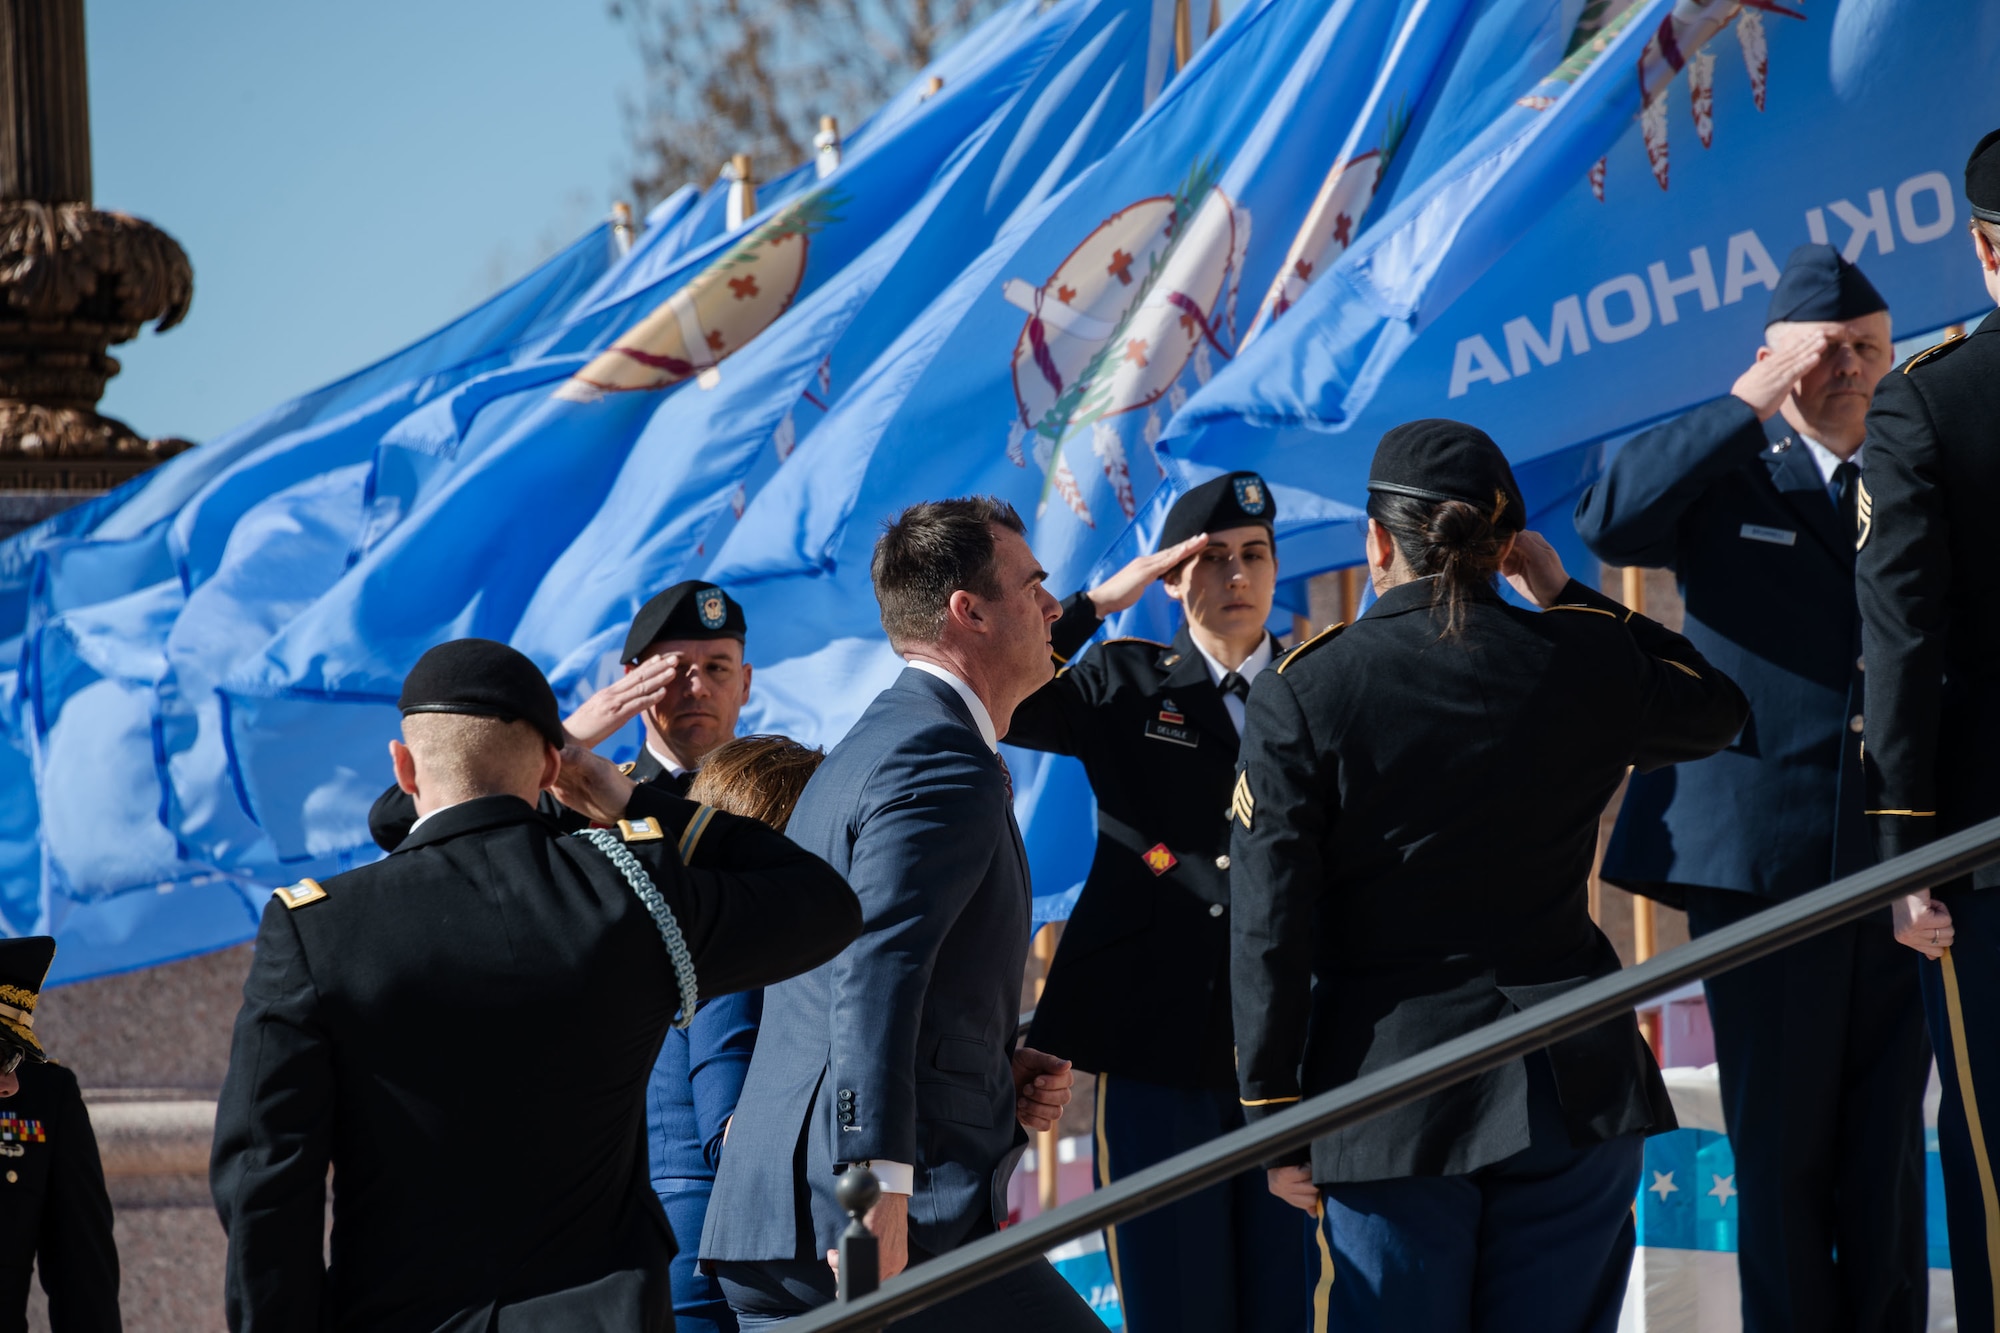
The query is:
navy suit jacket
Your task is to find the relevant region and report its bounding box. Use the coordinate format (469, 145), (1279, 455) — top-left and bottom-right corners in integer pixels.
(700, 668), (1032, 1265)
(1573, 394), (1871, 904)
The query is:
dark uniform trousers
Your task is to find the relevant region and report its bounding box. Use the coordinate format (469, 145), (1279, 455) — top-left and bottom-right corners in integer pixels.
(1008, 597), (1312, 1332)
(1857, 311), (2000, 1332)
(1575, 393), (1930, 1333)
(0, 1060), (120, 1333)
(1232, 579), (1748, 1333)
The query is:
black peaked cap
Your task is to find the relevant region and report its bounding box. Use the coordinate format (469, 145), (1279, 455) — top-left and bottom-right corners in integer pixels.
(398, 638), (566, 750)
(622, 581), (746, 664)
(1969, 127), (2000, 223)
(1157, 471), (1277, 553)
(1765, 244), (1887, 325)
(1367, 419), (1526, 531)
(0, 935), (55, 1061)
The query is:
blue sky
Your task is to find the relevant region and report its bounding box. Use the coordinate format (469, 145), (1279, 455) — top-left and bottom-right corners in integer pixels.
(90, 0), (645, 443)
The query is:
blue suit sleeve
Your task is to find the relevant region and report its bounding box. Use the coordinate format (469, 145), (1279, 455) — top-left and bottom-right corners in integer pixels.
(688, 991), (762, 1173)
(827, 726), (1007, 1164)
(1573, 394), (1767, 568)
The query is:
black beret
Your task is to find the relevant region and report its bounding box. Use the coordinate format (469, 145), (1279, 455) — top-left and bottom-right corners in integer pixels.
(0, 936), (55, 1062)
(398, 638), (565, 750)
(1157, 471), (1276, 553)
(622, 581), (746, 664)
(1969, 127), (2000, 223)
(1367, 419), (1525, 531)
(1765, 244), (1887, 325)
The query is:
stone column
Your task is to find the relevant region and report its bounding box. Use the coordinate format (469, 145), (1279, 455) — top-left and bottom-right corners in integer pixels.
(0, 0), (194, 538)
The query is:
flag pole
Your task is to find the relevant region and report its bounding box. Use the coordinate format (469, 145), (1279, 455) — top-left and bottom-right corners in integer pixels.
(1618, 565), (1662, 1059)
(725, 155), (757, 229)
(815, 116), (843, 179)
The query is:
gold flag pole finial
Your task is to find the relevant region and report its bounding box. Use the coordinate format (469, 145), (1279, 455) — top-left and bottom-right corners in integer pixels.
(609, 201), (635, 255)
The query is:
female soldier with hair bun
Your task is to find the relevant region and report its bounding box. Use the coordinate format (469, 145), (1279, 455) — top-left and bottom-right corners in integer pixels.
(1228, 419), (1750, 1333)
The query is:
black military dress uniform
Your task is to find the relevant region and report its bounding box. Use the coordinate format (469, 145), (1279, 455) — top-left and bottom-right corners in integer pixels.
(1009, 472), (1309, 1333)
(0, 938), (119, 1333)
(1572, 244), (1930, 1333)
(1855, 133), (2000, 1328)
(211, 640), (859, 1333)
(1232, 421), (1749, 1333)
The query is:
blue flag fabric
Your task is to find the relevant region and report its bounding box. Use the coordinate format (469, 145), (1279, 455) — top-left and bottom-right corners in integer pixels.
(7, 224), (626, 979)
(1163, 0), (2000, 525)
(202, 0), (1162, 873)
(512, 0), (1174, 701)
(10, 0), (1998, 977)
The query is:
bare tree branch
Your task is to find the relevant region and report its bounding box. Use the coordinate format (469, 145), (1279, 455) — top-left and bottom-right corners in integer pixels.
(613, 0), (1006, 208)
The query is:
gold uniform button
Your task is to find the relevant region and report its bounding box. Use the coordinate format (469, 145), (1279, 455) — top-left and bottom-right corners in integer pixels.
(1214, 854), (1231, 870)
(1209, 903), (1225, 917)
(1850, 714), (1865, 734)
(5, 1171), (14, 1184)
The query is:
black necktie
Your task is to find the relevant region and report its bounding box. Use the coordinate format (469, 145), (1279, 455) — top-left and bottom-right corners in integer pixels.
(1219, 671), (1250, 702)
(1833, 460), (1861, 541)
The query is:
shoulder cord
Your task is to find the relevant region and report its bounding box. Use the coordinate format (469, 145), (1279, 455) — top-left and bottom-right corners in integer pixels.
(572, 827), (699, 1030)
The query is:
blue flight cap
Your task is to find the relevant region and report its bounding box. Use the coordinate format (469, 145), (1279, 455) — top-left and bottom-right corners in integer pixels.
(1765, 244), (1887, 326)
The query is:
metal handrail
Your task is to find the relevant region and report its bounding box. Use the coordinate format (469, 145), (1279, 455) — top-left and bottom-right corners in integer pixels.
(789, 814), (2000, 1331)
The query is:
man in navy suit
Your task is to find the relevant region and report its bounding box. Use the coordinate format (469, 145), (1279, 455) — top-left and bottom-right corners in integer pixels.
(1574, 246), (1930, 1333)
(703, 497), (1101, 1330)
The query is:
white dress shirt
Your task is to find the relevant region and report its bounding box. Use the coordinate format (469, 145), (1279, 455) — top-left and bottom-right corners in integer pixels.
(1796, 431), (1862, 493)
(905, 659), (999, 753)
(645, 740), (695, 782)
(1191, 634), (1276, 736)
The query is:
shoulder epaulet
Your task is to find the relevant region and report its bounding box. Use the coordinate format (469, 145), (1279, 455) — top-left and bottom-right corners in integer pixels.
(1903, 331), (1966, 375)
(1276, 621), (1345, 674)
(616, 815), (666, 843)
(1104, 636), (1167, 649)
(272, 878), (328, 910)
(1544, 603), (1627, 621)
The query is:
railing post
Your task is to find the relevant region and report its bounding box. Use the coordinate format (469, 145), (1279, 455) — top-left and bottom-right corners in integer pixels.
(836, 1163), (882, 1318)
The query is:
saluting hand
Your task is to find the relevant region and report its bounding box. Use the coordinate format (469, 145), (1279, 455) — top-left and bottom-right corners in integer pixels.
(549, 743), (638, 823)
(1086, 534), (1211, 619)
(562, 653), (682, 749)
(1893, 889), (1955, 960)
(1731, 330), (1829, 421)
(1500, 530), (1570, 609)
(1012, 1048), (1074, 1133)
